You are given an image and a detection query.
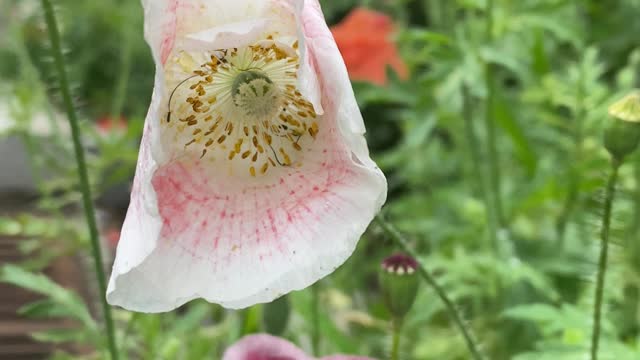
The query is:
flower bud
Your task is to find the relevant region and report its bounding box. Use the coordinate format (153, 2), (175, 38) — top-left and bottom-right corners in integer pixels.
(262, 295), (290, 336)
(604, 91), (640, 161)
(379, 253), (419, 320)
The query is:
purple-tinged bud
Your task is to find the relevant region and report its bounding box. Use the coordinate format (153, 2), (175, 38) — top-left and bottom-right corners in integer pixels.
(379, 253), (419, 319)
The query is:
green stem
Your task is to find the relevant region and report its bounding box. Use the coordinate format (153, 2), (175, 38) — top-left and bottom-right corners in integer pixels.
(637, 287), (640, 346)
(633, 163), (640, 235)
(484, 0), (504, 229)
(311, 283), (320, 356)
(375, 215), (485, 360)
(391, 318), (402, 360)
(590, 160), (621, 360)
(463, 86), (498, 251)
(40, 1), (119, 359)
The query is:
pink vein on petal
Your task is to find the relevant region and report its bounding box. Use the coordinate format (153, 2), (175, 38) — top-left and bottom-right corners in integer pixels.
(160, 0), (179, 64)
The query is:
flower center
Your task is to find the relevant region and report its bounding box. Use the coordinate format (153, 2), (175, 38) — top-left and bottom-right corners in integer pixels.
(164, 41), (319, 177)
(231, 70), (282, 123)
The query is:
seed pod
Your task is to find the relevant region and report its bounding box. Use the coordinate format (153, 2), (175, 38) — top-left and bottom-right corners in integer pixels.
(379, 253), (419, 320)
(604, 91), (640, 161)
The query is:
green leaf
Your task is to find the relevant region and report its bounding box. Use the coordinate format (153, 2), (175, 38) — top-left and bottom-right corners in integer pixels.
(531, 31), (550, 76)
(0, 217), (22, 236)
(481, 46), (530, 83)
(502, 303), (560, 323)
(19, 299), (75, 319)
(510, 14), (582, 49)
(31, 329), (89, 344)
(0, 264), (96, 329)
(493, 90), (538, 175)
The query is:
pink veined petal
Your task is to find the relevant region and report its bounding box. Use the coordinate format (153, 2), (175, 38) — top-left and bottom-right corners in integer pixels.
(222, 334), (312, 360)
(139, 0), (177, 64)
(106, 0), (387, 311)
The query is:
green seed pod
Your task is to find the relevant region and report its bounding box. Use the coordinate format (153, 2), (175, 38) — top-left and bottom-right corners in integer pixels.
(262, 295), (290, 335)
(604, 120), (640, 161)
(379, 253), (419, 320)
(604, 91), (640, 161)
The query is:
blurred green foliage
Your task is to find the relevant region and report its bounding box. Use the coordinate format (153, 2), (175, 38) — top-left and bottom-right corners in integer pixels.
(0, 0), (639, 359)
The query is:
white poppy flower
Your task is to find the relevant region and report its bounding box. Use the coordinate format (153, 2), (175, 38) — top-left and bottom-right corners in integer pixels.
(106, 0), (387, 312)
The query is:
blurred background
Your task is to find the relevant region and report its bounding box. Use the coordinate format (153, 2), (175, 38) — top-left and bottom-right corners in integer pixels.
(0, 0), (639, 359)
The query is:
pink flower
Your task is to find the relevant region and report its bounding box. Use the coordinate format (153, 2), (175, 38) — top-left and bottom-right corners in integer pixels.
(106, 0), (387, 312)
(223, 334), (376, 360)
(330, 8), (408, 85)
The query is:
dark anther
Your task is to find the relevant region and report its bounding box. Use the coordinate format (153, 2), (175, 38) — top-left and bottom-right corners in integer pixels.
(166, 74), (200, 123)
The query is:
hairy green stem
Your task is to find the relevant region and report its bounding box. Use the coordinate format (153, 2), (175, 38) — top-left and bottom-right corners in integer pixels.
(463, 86), (498, 250)
(375, 215), (485, 360)
(484, 0), (504, 230)
(391, 318), (402, 360)
(590, 160), (620, 360)
(40, 1), (119, 359)
(633, 163), (640, 235)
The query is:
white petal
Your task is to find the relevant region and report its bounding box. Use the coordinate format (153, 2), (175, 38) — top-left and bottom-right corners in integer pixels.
(299, 0), (375, 165)
(181, 19), (270, 51)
